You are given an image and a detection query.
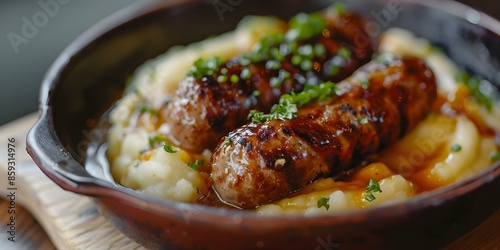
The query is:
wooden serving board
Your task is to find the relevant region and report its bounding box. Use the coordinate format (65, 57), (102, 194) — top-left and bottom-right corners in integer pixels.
(0, 114), (143, 250)
(0, 113), (498, 250)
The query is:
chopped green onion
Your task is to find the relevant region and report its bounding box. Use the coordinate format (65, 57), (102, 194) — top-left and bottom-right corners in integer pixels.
(338, 47), (352, 59)
(364, 193), (376, 202)
(248, 82), (337, 123)
(279, 43), (291, 57)
(361, 77), (370, 89)
(291, 55), (302, 65)
(314, 43), (327, 57)
(317, 197), (330, 211)
(270, 99), (298, 120)
(300, 60), (313, 71)
(265, 60), (282, 70)
(331, 2), (346, 16)
(248, 110), (265, 123)
(285, 12), (327, 42)
(138, 102), (158, 116)
(451, 144), (462, 152)
(364, 179), (382, 202)
(187, 57), (224, 78)
(298, 44), (314, 58)
(491, 151), (500, 162)
(324, 65), (339, 76)
(163, 142), (178, 153)
(375, 53), (395, 65)
(224, 136), (232, 145)
(358, 117), (369, 125)
(240, 68), (252, 80)
(149, 135), (167, 148)
(188, 159), (204, 171)
(278, 70), (291, 80)
(270, 77), (283, 88)
(270, 47), (284, 61)
(230, 75), (240, 83)
(217, 75), (228, 83)
(239, 57), (251, 66)
(454, 71), (496, 112)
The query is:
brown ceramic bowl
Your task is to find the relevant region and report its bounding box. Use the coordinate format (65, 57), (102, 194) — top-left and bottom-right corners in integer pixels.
(27, 0), (500, 249)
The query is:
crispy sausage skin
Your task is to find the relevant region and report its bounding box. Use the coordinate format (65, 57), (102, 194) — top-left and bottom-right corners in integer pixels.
(211, 55), (437, 208)
(162, 10), (374, 153)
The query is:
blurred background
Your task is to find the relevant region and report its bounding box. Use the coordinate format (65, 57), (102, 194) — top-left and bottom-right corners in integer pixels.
(0, 0), (153, 125)
(0, 0), (498, 126)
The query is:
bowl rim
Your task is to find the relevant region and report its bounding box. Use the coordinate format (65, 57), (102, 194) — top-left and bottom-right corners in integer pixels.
(27, 0), (500, 223)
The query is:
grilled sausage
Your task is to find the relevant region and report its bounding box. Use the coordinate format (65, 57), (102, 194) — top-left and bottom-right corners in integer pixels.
(211, 55), (437, 208)
(162, 10), (374, 153)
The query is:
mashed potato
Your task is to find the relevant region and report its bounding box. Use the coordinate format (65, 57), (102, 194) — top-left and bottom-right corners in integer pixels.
(107, 18), (499, 213)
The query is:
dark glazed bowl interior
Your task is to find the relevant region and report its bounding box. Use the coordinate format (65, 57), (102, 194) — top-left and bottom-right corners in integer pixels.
(27, 0), (500, 249)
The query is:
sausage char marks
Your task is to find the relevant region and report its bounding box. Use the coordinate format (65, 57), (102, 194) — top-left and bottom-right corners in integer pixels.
(211, 55), (437, 209)
(162, 10), (374, 153)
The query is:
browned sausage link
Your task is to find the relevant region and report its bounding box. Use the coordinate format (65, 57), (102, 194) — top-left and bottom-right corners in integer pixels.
(211, 55), (437, 209)
(162, 11), (374, 153)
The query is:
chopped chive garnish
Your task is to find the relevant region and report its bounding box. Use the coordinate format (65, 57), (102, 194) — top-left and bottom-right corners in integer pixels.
(332, 2), (346, 16)
(300, 60), (313, 71)
(224, 136), (232, 145)
(314, 43), (326, 57)
(298, 44), (314, 58)
(376, 53), (395, 65)
(270, 47), (284, 61)
(285, 12), (327, 42)
(163, 142), (178, 153)
(358, 117), (369, 124)
(454, 71), (496, 112)
(279, 43), (291, 57)
(138, 102), (158, 116)
(248, 81), (337, 123)
(364, 179), (382, 202)
(270, 77), (283, 88)
(490, 151), (500, 162)
(278, 70), (291, 80)
(217, 75), (227, 83)
(451, 144), (462, 152)
(324, 64), (340, 76)
(291, 55), (302, 65)
(338, 47), (352, 59)
(230, 74), (240, 83)
(361, 77), (370, 89)
(149, 135), (167, 148)
(187, 57), (224, 78)
(364, 193), (376, 202)
(265, 60), (282, 70)
(317, 197), (330, 211)
(188, 159), (204, 171)
(240, 68), (252, 80)
(239, 57), (251, 66)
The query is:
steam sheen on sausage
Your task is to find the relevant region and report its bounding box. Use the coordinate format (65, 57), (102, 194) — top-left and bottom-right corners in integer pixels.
(211, 55), (437, 209)
(162, 10), (374, 153)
